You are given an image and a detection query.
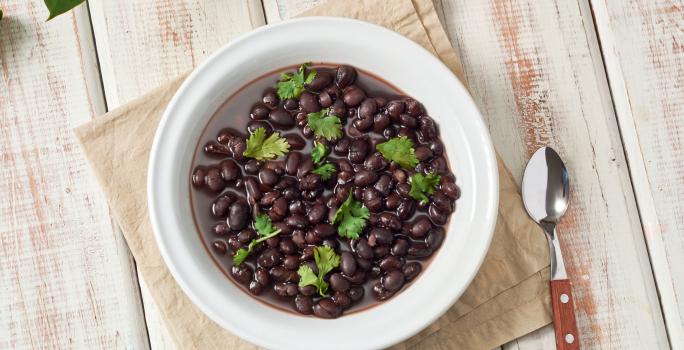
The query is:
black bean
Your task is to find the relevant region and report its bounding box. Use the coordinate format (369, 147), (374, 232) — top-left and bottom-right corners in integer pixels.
(396, 199), (416, 220)
(257, 248), (281, 268)
(284, 134), (306, 150)
(372, 114), (391, 133)
(294, 294), (314, 314)
(266, 236), (280, 248)
(397, 127), (416, 141)
(392, 169), (407, 183)
(396, 183), (411, 198)
(213, 223), (229, 236)
(299, 173), (321, 190)
(362, 187), (383, 212)
(305, 230), (322, 245)
(250, 103), (270, 120)
(372, 175), (392, 196)
(386, 100), (405, 118)
(306, 72), (332, 92)
(283, 98), (298, 110)
(353, 170), (377, 187)
(379, 255), (402, 272)
(245, 178), (262, 203)
(348, 138), (368, 164)
(274, 282), (298, 298)
(285, 214), (308, 229)
(211, 193), (234, 217)
(352, 115), (373, 131)
(271, 197), (288, 217)
(368, 228), (393, 247)
(319, 91), (333, 108)
(259, 191), (278, 206)
(378, 213), (401, 231)
(345, 270), (367, 284)
(391, 238), (410, 256)
(410, 217), (432, 238)
(329, 273), (350, 292)
(313, 299), (342, 318)
(218, 160), (240, 182)
(283, 153), (300, 176)
(227, 235), (241, 251)
(299, 284), (317, 296)
(431, 157), (448, 174)
(335, 65), (357, 88)
(407, 242), (433, 259)
(415, 146), (433, 161)
(354, 239), (374, 260)
(211, 240), (227, 254)
(372, 281), (395, 301)
(432, 192), (453, 213)
(244, 160), (261, 174)
(322, 238), (339, 250)
(205, 167), (226, 192)
(343, 87), (365, 107)
(405, 98), (423, 116)
(426, 227), (445, 250)
(419, 116), (437, 140)
(257, 168), (278, 187)
(313, 223), (335, 238)
(340, 252), (357, 276)
(359, 98), (378, 119)
(297, 156), (313, 178)
(429, 140), (444, 155)
(399, 114), (418, 128)
(226, 201), (250, 231)
(191, 167), (206, 187)
(231, 265), (253, 286)
(248, 281), (263, 295)
(363, 153), (386, 172)
(332, 291), (352, 310)
(270, 266), (290, 282)
(386, 193), (401, 210)
(255, 266), (270, 286)
(382, 270), (405, 292)
(236, 229), (256, 244)
(262, 89), (279, 107)
(291, 230), (306, 248)
(442, 181), (461, 200)
(307, 204), (327, 224)
(348, 286), (365, 302)
(356, 258), (371, 271)
(299, 92), (321, 113)
(269, 108), (294, 127)
(282, 255), (300, 270)
(402, 262), (422, 282)
(330, 99), (347, 118)
(333, 137), (350, 156)
(428, 204), (448, 225)
(247, 120), (273, 134)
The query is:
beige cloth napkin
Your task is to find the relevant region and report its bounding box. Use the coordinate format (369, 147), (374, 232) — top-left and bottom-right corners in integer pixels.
(74, 0), (551, 348)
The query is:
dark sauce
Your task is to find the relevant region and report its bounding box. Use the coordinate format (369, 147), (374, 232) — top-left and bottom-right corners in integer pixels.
(190, 64), (459, 317)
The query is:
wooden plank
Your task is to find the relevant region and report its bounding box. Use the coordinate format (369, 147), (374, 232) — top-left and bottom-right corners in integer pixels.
(434, 0), (669, 348)
(0, 1), (149, 349)
(266, 0), (670, 348)
(86, 1), (265, 348)
(590, 0), (684, 347)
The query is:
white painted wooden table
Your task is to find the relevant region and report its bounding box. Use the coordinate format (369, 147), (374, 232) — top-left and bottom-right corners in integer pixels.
(1, 0), (682, 349)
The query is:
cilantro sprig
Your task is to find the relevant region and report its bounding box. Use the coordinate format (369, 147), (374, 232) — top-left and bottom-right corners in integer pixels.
(409, 172), (441, 205)
(310, 141), (336, 180)
(242, 127), (290, 161)
(233, 214), (282, 265)
(312, 163), (336, 181)
(311, 141), (328, 164)
(332, 193), (370, 239)
(307, 108), (343, 141)
(276, 63), (316, 100)
(376, 136), (419, 170)
(297, 246), (340, 296)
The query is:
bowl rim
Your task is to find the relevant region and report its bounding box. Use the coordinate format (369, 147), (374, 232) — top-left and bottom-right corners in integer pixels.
(148, 16), (498, 350)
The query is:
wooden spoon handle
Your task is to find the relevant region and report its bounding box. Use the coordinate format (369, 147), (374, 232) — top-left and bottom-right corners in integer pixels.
(550, 279), (580, 349)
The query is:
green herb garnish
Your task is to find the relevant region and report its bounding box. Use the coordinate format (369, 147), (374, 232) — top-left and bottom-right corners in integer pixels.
(297, 246), (340, 296)
(233, 214), (282, 265)
(307, 108), (343, 141)
(242, 127), (290, 161)
(376, 136), (419, 170)
(312, 141), (328, 164)
(312, 162), (336, 181)
(332, 192), (370, 239)
(276, 63), (316, 100)
(409, 172), (441, 205)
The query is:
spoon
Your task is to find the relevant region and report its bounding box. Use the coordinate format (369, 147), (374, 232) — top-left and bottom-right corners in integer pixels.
(522, 147), (579, 350)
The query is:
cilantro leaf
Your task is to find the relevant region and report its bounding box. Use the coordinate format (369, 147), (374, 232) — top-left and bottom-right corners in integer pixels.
(409, 172), (441, 205)
(376, 136), (419, 170)
(312, 162), (336, 181)
(276, 63), (316, 100)
(232, 215), (282, 265)
(307, 108), (343, 141)
(243, 127), (290, 161)
(297, 246), (340, 296)
(312, 141), (328, 164)
(333, 193), (370, 239)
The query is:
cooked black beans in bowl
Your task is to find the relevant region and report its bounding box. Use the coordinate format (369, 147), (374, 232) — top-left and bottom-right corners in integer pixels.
(190, 63), (460, 318)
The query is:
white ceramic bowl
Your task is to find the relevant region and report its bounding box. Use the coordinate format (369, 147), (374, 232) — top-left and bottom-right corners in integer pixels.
(148, 17), (498, 350)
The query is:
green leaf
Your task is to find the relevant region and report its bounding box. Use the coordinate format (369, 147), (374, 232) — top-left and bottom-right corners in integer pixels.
(376, 136), (419, 170)
(243, 127), (290, 161)
(307, 108), (343, 141)
(409, 172), (441, 205)
(312, 162), (336, 181)
(297, 246), (340, 296)
(333, 193), (370, 239)
(232, 215), (282, 265)
(311, 141), (328, 164)
(44, 0), (85, 20)
(276, 63), (316, 100)
(232, 248), (250, 266)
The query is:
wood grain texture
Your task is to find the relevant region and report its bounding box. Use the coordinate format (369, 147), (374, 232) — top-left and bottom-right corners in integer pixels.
(266, 0), (670, 348)
(0, 1), (149, 349)
(550, 279), (579, 350)
(590, 0), (684, 347)
(433, 0), (669, 348)
(87, 1), (265, 348)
